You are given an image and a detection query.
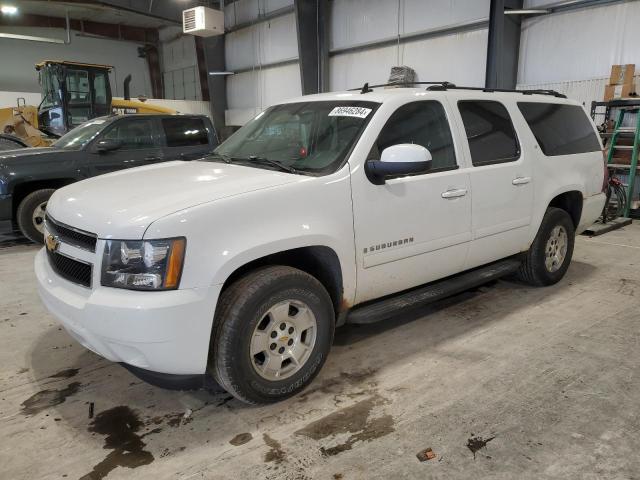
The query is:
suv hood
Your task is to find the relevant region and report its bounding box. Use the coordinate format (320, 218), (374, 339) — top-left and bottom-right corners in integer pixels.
(0, 147), (64, 165)
(46, 160), (300, 239)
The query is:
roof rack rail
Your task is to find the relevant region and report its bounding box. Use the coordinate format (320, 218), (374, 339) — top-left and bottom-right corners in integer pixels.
(348, 81), (566, 98)
(350, 81), (455, 93)
(426, 84), (567, 98)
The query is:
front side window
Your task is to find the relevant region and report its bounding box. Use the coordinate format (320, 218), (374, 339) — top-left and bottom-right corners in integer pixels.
(518, 102), (601, 156)
(373, 101), (457, 171)
(458, 100), (520, 166)
(162, 117), (209, 147)
(103, 118), (157, 150)
(212, 101), (379, 175)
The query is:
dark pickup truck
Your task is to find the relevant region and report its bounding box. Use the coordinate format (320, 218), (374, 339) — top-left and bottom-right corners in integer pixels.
(0, 114), (217, 242)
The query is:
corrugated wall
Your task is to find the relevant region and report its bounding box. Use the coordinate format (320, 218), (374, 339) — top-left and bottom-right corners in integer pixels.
(329, 0), (490, 91)
(224, 0), (301, 126)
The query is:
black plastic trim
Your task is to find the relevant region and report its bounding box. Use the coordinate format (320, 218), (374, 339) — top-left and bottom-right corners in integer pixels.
(120, 363), (206, 391)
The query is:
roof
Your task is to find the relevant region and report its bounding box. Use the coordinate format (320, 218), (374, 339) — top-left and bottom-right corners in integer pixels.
(280, 85), (578, 106)
(35, 61), (114, 71)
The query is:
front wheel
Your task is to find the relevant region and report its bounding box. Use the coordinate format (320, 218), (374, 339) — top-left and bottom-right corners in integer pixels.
(518, 207), (575, 286)
(210, 266), (335, 404)
(16, 188), (55, 244)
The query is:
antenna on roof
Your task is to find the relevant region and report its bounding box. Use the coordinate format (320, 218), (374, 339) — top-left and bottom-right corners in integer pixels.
(360, 82), (373, 94)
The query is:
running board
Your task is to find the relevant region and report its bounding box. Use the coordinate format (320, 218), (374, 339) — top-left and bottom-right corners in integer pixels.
(347, 258), (522, 325)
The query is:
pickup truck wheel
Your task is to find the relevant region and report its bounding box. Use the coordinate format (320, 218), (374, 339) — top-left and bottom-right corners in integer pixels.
(518, 207), (575, 286)
(210, 266), (335, 404)
(16, 189), (55, 244)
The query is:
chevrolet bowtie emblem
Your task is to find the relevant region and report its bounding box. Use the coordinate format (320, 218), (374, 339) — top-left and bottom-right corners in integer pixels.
(45, 234), (60, 253)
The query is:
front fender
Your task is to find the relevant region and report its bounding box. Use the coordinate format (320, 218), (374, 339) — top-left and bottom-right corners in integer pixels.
(144, 169), (357, 304)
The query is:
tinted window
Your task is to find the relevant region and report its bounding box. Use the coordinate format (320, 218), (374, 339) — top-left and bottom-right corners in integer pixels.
(374, 101), (456, 170)
(518, 102), (600, 156)
(162, 117), (209, 147)
(458, 101), (520, 166)
(103, 118), (157, 149)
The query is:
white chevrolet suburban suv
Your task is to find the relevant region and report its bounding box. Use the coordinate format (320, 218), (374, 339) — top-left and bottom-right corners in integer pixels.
(36, 84), (606, 404)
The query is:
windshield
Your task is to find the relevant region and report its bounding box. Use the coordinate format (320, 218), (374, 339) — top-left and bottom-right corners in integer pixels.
(54, 118), (109, 150)
(211, 101), (379, 175)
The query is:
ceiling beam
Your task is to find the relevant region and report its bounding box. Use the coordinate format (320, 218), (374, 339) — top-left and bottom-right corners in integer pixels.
(0, 12), (159, 44)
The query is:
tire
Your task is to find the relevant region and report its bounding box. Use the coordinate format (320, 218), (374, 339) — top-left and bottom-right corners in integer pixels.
(210, 266), (335, 404)
(518, 207), (575, 286)
(16, 189), (55, 244)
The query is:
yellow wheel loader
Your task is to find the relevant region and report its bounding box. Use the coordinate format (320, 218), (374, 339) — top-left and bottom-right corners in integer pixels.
(0, 60), (175, 149)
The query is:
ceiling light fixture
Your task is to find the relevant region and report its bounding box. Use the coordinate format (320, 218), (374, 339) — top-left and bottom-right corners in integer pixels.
(1, 5), (18, 15)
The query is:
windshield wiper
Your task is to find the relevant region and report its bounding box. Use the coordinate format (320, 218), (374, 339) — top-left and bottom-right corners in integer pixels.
(207, 152), (233, 164)
(206, 152), (299, 174)
(247, 155), (298, 174)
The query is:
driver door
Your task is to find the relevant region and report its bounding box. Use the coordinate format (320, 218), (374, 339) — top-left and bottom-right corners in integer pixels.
(87, 117), (163, 176)
(350, 100), (473, 304)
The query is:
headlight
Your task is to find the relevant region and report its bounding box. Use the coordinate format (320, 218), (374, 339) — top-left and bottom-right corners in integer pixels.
(101, 238), (186, 290)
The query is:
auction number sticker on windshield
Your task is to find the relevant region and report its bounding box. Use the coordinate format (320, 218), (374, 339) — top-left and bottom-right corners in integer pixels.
(328, 106), (372, 118)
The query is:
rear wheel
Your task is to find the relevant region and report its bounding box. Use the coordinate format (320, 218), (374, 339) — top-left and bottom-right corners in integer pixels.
(210, 266), (334, 404)
(16, 189), (55, 244)
(518, 207), (575, 286)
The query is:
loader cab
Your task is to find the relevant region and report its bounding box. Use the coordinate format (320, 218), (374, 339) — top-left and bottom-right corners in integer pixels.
(36, 61), (113, 137)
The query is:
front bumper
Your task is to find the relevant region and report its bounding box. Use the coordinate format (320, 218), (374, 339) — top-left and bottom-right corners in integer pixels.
(0, 194), (11, 221)
(35, 248), (221, 375)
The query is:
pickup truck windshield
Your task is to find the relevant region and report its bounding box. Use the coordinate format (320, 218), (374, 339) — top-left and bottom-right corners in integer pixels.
(210, 101), (379, 175)
(54, 118), (108, 150)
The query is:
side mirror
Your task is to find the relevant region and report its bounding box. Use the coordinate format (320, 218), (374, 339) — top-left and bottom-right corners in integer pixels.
(365, 144), (433, 185)
(95, 139), (122, 153)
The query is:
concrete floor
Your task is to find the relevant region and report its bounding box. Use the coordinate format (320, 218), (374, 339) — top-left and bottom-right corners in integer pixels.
(1, 224), (640, 480)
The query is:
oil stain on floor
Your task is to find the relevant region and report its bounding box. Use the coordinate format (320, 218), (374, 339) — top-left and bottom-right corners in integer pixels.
(21, 382), (81, 416)
(80, 406), (154, 480)
(48, 368), (80, 379)
(263, 433), (286, 464)
(230, 432), (253, 446)
(295, 395), (394, 456)
(466, 435), (496, 459)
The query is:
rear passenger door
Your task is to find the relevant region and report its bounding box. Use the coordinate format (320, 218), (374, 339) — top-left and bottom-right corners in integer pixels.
(87, 116), (163, 176)
(161, 117), (214, 161)
(456, 100), (533, 269)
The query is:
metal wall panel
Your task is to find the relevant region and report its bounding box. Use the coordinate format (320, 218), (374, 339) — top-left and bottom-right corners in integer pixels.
(224, 0), (293, 28)
(518, 1), (640, 84)
(225, 12), (298, 71)
(330, 0), (489, 50)
(226, 63), (302, 125)
(330, 28), (488, 91)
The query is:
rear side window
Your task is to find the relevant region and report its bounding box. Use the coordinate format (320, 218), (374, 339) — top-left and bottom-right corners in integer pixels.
(518, 103), (601, 156)
(162, 117), (209, 147)
(458, 100), (520, 166)
(374, 101), (457, 171)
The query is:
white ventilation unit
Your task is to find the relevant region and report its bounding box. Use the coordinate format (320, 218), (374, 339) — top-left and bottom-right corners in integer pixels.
(182, 6), (224, 37)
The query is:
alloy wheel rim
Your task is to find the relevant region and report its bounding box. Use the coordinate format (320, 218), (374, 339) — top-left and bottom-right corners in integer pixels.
(250, 299), (317, 381)
(545, 225), (568, 273)
(32, 201), (47, 234)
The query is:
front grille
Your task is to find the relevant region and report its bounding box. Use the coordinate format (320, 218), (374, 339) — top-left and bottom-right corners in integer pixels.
(45, 215), (97, 252)
(47, 249), (92, 288)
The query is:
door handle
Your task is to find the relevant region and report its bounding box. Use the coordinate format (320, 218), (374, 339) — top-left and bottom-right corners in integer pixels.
(441, 188), (468, 199)
(512, 176), (531, 185)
